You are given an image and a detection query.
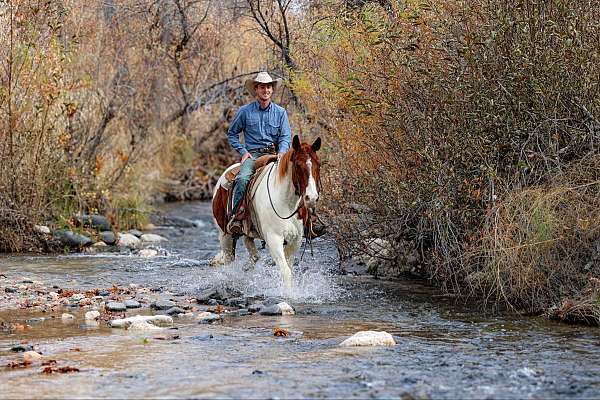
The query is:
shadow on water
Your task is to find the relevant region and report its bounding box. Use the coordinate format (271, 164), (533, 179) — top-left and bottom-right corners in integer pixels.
(1, 201), (600, 399)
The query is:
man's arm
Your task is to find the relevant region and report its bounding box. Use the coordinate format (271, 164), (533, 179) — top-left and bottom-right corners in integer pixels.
(227, 107), (248, 156)
(278, 110), (291, 155)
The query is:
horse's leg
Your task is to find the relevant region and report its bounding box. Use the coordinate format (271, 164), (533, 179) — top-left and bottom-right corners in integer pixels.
(243, 236), (259, 265)
(210, 227), (236, 266)
(265, 235), (292, 290)
(284, 236), (302, 271)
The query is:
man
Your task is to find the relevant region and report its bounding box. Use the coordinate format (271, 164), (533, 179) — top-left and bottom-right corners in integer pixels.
(226, 71), (291, 234)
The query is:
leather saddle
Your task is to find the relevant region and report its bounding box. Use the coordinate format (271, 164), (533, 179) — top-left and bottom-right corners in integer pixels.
(224, 154), (278, 237)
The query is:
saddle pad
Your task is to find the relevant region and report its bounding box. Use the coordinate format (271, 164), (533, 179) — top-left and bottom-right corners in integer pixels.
(224, 154), (278, 184)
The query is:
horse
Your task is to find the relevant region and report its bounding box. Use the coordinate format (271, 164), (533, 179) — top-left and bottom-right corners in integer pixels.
(210, 135), (322, 290)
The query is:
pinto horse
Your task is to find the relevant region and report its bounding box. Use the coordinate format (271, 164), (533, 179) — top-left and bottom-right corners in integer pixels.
(210, 135), (321, 290)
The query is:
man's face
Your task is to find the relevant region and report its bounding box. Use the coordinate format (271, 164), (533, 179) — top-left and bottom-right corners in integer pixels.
(255, 83), (273, 102)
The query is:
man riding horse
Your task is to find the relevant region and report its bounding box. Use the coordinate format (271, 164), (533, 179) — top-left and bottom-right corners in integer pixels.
(226, 71), (325, 237)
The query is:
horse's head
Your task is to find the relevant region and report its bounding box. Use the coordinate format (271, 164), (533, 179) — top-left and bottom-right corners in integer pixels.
(288, 135), (321, 211)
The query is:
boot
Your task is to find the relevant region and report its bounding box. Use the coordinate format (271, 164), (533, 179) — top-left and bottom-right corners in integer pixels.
(227, 217), (243, 235)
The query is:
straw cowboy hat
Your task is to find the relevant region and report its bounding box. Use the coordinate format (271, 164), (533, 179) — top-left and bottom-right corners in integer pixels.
(245, 71), (281, 94)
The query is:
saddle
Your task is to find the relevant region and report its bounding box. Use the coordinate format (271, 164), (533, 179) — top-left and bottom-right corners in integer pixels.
(222, 154), (278, 237)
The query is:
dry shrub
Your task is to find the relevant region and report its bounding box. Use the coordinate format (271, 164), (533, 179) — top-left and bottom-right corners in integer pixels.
(292, 0), (600, 312)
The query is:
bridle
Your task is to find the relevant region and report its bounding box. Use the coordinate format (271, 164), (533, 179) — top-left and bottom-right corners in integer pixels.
(266, 161), (303, 220)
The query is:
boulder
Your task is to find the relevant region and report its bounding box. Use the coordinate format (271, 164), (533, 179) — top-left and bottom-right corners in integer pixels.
(151, 299), (176, 310)
(339, 331), (396, 347)
(76, 214), (112, 231)
(128, 320), (163, 331)
(106, 302), (127, 312)
(85, 310), (100, 320)
(259, 302), (295, 316)
(23, 351), (42, 362)
(124, 299), (141, 308)
(140, 233), (168, 243)
(165, 307), (186, 316)
(127, 229), (143, 238)
(100, 231), (117, 245)
(197, 312), (221, 324)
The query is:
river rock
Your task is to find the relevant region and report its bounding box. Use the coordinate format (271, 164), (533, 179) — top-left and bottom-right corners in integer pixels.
(196, 288), (219, 303)
(53, 229), (93, 248)
(23, 351), (42, 362)
(259, 302), (295, 316)
(225, 297), (247, 308)
(76, 214), (112, 231)
(5, 287), (17, 293)
(140, 233), (167, 243)
(151, 299), (176, 310)
(109, 315), (173, 329)
(106, 302), (127, 312)
(248, 303), (263, 313)
(117, 233), (141, 248)
(61, 313), (75, 320)
(165, 307), (185, 316)
(11, 344), (34, 352)
(138, 249), (158, 258)
(128, 320), (163, 331)
(98, 290), (111, 296)
(263, 297), (285, 306)
(127, 229), (144, 238)
(197, 312), (221, 324)
(124, 299), (141, 308)
(100, 231), (117, 245)
(85, 310), (100, 320)
(33, 225), (51, 234)
(339, 331), (396, 347)
(70, 293), (85, 302)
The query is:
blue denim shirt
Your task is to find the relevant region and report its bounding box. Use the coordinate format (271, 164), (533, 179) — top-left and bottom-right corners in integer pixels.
(227, 101), (291, 156)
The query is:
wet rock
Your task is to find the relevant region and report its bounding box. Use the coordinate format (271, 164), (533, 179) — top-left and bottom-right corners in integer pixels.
(259, 302), (295, 316)
(196, 288), (219, 303)
(75, 214), (112, 231)
(129, 320), (163, 331)
(61, 313), (75, 320)
(138, 249), (159, 258)
(26, 317), (45, 324)
(21, 279), (34, 284)
(248, 303), (263, 313)
(53, 229), (93, 248)
(117, 233), (141, 248)
(197, 312), (221, 324)
(225, 297), (247, 308)
(106, 302), (127, 312)
(34, 225), (51, 234)
(5, 287), (17, 293)
(140, 233), (168, 243)
(165, 307), (185, 316)
(11, 344), (34, 352)
(124, 299), (141, 309)
(229, 309), (250, 317)
(127, 229), (143, 238)
(100, 231), (117, 245)
(23, 351), (42, 362)
(91, 241), (108, 248)
(151, 299), (176, 310)
(109, 315), (173, 329)
(85, 310), (100, 320)
(70, 293), (85, 302)
(207, 299), (220, 306)
(98, 290), (111, 297)
(339, 331), (396, 347)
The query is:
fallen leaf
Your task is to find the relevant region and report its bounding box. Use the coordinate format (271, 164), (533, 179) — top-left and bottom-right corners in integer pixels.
(69, 348), (81, 352)
(273, 327), (289, 337)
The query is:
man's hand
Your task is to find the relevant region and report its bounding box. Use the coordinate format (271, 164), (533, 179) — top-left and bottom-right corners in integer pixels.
(241, 152), (253, 164)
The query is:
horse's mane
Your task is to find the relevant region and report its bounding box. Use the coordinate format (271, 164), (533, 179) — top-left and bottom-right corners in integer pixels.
(277, 148), (294, 181)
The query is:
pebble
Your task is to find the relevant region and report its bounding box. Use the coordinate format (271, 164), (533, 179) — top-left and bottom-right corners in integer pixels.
(138, 249), (159, 257)
(197, 312), (221, 324)
(339, 331), (396, 347)
(70, 293), (85, 301)
(85, 310), (101, 320)
(106, 302), (127, 312)
(207, 299), (220, 306)
(124, 299), (141, 308)
(61, 313), (75, 320)
(11, 344), (34, 353)
(225, 297), (247, 308)
(5, 287), (17, 293)
(48, 292), (59, 300)
(151, 299), (176, 310)
(259, 302), (295, 316)
(23, 351), (42, 362)
(128, 320), (163, 331)
(98, 290), (111, 296)
(33, 225), (51, 234)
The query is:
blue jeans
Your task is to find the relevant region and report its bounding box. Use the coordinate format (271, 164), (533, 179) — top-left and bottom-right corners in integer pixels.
(231, 154), (257, 217)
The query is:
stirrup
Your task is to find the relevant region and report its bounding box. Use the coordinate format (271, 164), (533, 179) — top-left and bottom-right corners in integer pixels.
(227, 218), (243, 235)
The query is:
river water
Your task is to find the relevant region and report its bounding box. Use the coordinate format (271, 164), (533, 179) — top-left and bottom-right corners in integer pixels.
(1, 202), (599, 399)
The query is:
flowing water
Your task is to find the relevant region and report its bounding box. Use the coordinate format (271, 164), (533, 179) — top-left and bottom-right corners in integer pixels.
(1, 202), (600, 399)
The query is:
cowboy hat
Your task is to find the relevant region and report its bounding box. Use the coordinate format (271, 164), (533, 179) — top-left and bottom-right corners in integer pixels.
(244, 71), (281, 94)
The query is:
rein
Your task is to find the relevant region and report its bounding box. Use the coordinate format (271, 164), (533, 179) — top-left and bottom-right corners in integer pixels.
(266, 162), (303, 220)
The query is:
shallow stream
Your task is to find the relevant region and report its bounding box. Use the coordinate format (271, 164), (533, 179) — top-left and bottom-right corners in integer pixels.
(1, 202), (599, 399)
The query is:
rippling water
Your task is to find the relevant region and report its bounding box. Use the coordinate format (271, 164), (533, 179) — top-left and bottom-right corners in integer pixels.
(1, 202), (600, 399)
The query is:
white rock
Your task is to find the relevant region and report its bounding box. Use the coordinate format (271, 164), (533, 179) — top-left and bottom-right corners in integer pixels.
(61, 313), (75, 320)
(70, 293), (85, 301)
(85, 310), (100, 320)
(339, 331), (396, 347)
(128, 320), (163, 331)
(92, 241), (108, 247)
(23, 351), (42, 362)
(140, 233), (168, 243)
(138, 249), (158, 258)
(277, 302), (295, 316)
(129, 283), (139, 289)
(48, 292), (59, 300)
(33, 225), (51, 234)
(108, 315), (173, 329)
(117, 233), (141, 248)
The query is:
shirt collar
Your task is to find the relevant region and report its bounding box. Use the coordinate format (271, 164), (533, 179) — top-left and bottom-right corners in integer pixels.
(255, 100), (272, 111)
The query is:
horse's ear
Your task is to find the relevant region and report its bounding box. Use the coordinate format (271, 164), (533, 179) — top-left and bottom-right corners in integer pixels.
(292, 135), (301, 151)
(311, 137), (321, 152)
